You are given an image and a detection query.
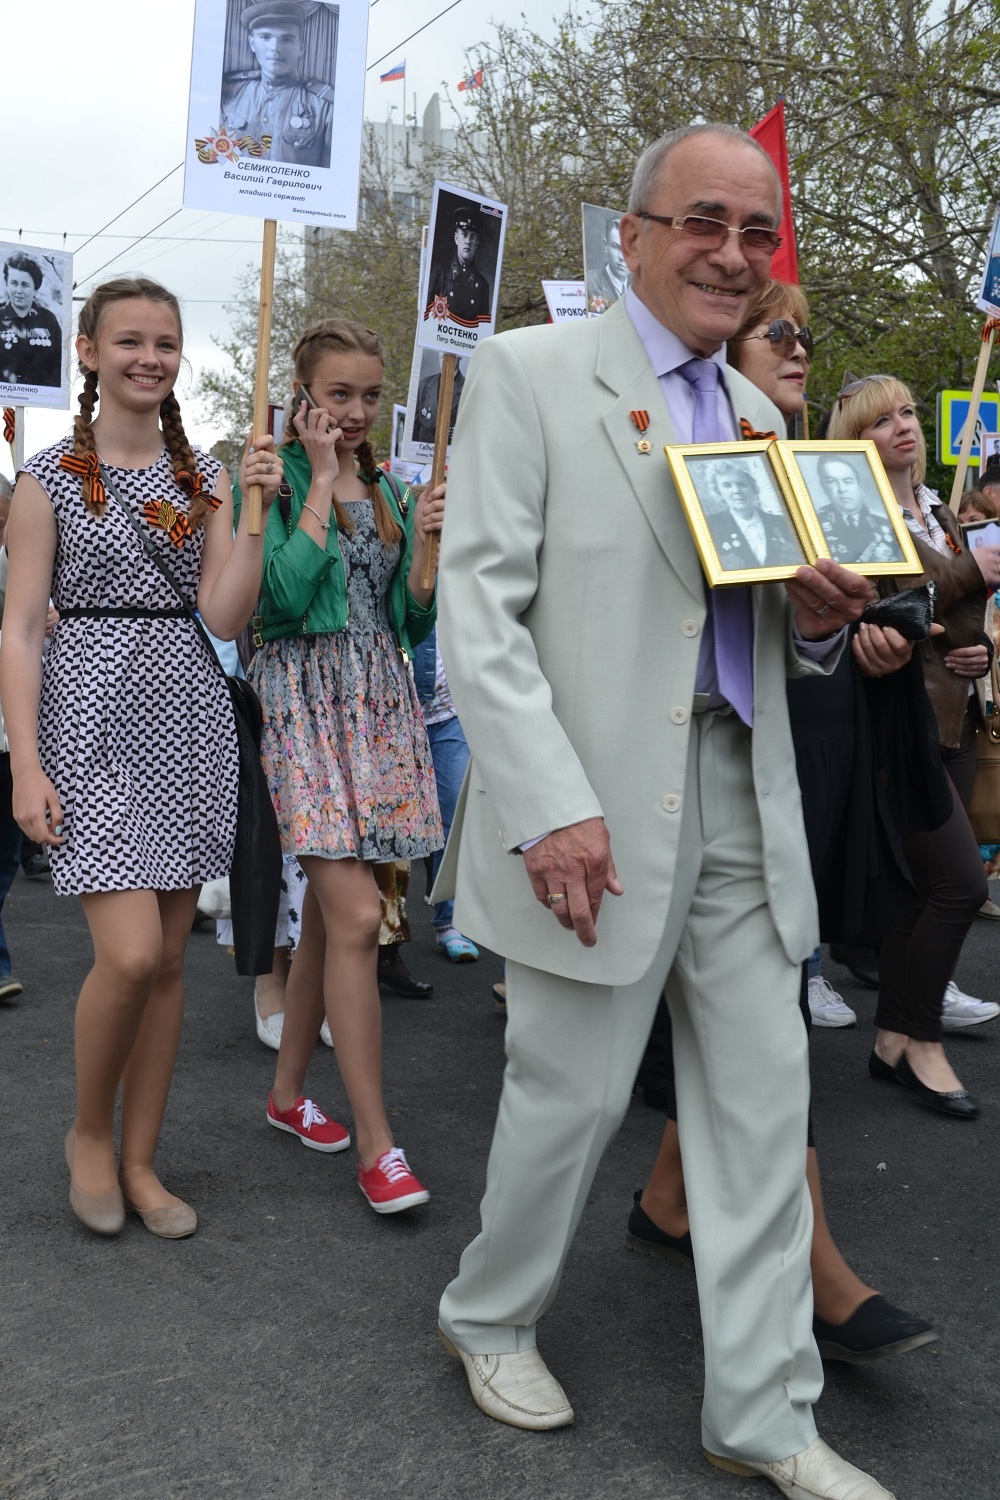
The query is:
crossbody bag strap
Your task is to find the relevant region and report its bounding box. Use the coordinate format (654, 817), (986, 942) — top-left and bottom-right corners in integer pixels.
(99, 464), (230, 690)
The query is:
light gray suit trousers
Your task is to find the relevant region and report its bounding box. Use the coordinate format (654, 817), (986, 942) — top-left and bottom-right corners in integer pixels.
(435, 301), (829, 1461)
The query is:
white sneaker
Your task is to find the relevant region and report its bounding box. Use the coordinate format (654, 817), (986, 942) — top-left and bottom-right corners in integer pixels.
(808, 975), (857, 1028)
(319, 1018), (334, 1048)
(941, 979), (1000, 1030)
(254, 987), (284, 1050)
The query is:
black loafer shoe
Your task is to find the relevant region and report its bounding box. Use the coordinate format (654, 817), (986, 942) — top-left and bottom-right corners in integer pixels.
(377, 950), (434, 998)
(814, 1294), (939, 1364)
(896, 1053), (979, 1118)
(625, 1191), (695, 1269)
(867, 1049), (899, 1084)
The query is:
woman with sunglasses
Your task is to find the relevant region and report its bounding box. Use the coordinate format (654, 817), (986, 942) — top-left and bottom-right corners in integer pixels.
(629, 283), (939, 1366)
(730, 284), (865, 1029)
(829, 376), (1000, 1116)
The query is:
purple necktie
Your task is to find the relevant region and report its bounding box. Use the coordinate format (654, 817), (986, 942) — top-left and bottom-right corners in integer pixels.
(676, 358), (754, 726)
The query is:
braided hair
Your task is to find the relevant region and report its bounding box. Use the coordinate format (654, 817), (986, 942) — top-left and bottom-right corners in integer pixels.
(73, 277), (211, 525)
(287, 319), (401, 546)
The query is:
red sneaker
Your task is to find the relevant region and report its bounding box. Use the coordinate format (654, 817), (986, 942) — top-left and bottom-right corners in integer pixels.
(358, 1147), (430, 1213)
(266, 1093), (351, 1153)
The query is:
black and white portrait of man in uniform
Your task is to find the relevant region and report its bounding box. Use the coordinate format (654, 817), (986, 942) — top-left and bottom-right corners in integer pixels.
(0, 253), (63, 390)
(221, 0), (336, 168)
(585, 213), (631, 314)
(427, 205), (492, 325)
(815, 454), (903, 565)
(700, 456), (804, 571)
(413, 355), (470, 445)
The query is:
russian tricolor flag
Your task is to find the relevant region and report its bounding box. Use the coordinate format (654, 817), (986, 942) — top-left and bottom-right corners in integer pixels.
(457, 68), (484, 91)
(380, 61), (405, 83)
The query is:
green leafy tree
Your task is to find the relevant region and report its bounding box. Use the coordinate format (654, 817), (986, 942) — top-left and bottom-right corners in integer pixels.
(202, 0), (1000, 490)
(441, 0), (1000, 485)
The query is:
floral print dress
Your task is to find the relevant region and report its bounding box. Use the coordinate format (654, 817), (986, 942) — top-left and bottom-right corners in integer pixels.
(250, 498), (443, 863)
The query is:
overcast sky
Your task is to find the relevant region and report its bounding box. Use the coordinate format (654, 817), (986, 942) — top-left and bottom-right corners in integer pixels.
(3, 0), (567, 477)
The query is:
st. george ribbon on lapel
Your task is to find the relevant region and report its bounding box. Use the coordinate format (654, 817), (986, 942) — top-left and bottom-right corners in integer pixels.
(676, 358), (754, 726)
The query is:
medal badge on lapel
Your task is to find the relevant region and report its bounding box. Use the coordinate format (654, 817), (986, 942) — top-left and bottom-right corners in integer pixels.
(630, 409), (652, 454)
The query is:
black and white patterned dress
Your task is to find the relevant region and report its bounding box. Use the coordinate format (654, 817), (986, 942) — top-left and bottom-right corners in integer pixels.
(20, 438), (239, 896)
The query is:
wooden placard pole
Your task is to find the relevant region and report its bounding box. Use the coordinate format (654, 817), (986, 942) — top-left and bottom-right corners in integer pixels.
(247, 219), (278, 535)
(950, 323), (997, 512)
(420, 352), (456, 589)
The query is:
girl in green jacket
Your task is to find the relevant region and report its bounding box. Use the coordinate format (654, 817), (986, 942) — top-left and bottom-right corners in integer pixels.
(244, 318), (444, 1213)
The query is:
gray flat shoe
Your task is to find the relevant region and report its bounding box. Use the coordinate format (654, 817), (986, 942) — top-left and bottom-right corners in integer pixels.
(65, 1128), (125, 1236)
(123, 1195), (198, 1239)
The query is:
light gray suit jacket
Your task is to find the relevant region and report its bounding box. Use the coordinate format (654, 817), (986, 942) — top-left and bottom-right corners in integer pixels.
(436, 297), (832, 987)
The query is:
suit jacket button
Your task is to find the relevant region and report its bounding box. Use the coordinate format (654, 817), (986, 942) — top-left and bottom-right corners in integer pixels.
(681, 619), (699, 637)
(670, 706), (689, 724)
(662, 794), (681, 813)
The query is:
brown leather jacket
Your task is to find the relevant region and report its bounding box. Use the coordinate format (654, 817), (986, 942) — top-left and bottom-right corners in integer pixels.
(899, 498), (988, 749)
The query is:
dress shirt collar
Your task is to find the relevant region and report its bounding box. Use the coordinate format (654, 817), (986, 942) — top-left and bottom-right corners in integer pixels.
(625, 287), (730, 384)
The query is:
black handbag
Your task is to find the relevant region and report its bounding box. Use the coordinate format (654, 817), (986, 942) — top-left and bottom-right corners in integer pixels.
(100, 468), (282, 976)
(861, 580), (938, 641)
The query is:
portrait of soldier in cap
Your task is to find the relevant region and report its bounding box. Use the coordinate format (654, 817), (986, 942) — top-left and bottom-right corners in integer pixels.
(0, 252), (62, 390)
(221, 0), (336, 168)
(427, 203), (492, 325)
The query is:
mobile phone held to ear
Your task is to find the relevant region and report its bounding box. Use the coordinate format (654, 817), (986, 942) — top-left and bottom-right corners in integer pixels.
(290, 384), (318, 426)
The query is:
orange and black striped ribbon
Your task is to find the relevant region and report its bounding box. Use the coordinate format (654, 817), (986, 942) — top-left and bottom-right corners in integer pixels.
(59, 451), (106, 509)
(175, 469), (222, 512)
(3, 409), (14, 446)
(982, 317), (1000, 342)
(739, 418), (778, 441)
(630, 410), (650, 432)
(144, 498), (194, 547)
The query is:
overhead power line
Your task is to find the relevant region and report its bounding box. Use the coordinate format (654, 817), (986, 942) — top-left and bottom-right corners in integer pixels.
(0, 228), (266, 245)
(80, 210), (186, 285)
(61, 0), (468, 289)
(367, 0), (464, 71)
(71, 165), (184, 258)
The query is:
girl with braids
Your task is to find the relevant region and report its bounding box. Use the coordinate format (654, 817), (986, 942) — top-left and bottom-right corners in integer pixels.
(237, 317), (443, 1214)
(0, 276), (282, 1237)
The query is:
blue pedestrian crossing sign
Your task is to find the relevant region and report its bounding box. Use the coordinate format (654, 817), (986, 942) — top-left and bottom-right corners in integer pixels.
(937, 389), (1000, 467)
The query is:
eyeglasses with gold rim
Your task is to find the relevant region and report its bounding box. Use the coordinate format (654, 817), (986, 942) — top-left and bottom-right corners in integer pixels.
(634, 212), (782, 254)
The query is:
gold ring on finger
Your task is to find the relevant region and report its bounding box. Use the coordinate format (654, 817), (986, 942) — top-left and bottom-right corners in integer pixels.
(546, 892), (567, 906)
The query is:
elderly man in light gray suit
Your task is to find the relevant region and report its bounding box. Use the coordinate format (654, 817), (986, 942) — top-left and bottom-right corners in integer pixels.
(434, 124), (896, 1500)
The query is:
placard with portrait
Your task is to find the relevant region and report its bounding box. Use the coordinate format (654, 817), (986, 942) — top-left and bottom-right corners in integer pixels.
(417, 183), (507, 357)
(183, 0), (369, 228)
(0, 239), (72, 410)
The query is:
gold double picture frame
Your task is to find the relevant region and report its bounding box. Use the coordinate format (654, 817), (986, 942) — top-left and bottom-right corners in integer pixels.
(665, 439), (923, 587)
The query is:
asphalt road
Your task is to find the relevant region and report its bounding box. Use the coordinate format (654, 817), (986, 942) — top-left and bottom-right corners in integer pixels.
(3, 865), (999, 1500)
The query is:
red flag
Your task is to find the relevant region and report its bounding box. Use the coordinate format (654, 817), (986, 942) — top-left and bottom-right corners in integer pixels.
(749, 101), (799, 285)
(457, 68), (484, 92)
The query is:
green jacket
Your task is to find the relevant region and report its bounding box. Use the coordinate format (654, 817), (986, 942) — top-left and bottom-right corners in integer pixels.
(234, 441), (436, 650)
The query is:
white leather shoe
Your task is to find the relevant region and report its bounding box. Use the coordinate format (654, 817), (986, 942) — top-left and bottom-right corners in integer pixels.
(438, 1328), (574, 1430)
(706, 1437), (896, 1498)
(254, 987), (284, 1051)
